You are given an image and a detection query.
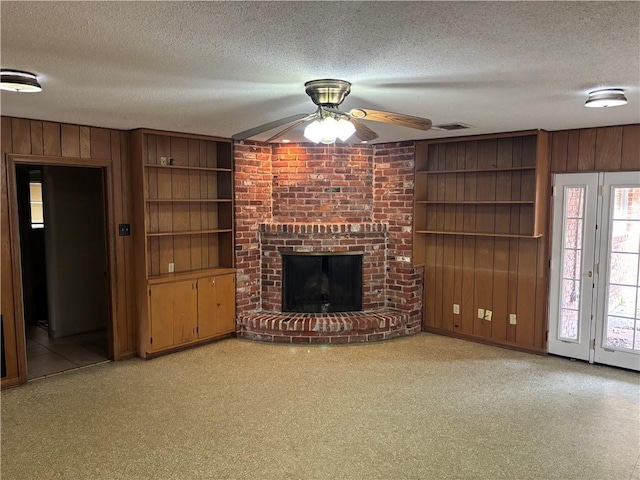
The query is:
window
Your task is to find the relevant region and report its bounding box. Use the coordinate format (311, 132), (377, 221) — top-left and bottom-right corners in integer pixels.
(29, 182), (44, 229)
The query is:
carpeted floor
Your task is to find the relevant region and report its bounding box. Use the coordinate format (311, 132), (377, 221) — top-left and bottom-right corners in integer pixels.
(1, 334), (639, 480)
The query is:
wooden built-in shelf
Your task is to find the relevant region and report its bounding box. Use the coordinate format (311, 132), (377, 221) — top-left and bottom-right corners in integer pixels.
(146, 228), (233, 237)
(146, 198), (232, 203)
(416, 166), (535, 174)
(131, 129), (236, 359)
(416, 200), (534, 205)
(145, 164), (232, 173)
(415, 230), (542, 239)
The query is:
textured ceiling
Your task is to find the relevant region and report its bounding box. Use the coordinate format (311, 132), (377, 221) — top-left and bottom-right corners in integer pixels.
(1, 1), (639, 144)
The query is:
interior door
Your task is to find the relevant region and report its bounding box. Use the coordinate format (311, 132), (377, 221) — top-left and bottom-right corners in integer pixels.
(549, 173), (599, 361)
(594, 173), (640, 370)
(549, 172), (640, 371)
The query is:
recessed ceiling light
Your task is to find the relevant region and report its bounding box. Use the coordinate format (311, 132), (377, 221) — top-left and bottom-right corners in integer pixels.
(585, 88), (627, 108)
(1, 69), (42, 93)
(281, 139), (290, 143)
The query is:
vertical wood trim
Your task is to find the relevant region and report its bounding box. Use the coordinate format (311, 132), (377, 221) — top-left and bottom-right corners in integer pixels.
(42, 122), (62, 157)
(11, 118), (31, 154)
(550, 130), (568, 172)
(80, 126), (91, 158)
(1, 117), (13, 153)
(621, 125), (640, 170)
(91, 128), (111, 160)
(30, 121), (44, 155)
(1, 155), (19, 382)
(492, 238), (509, 342)
(111, 131), (125, 360)
(120, 132), (135, 355)
(577, 129), (596, 171)
(566, 130), (580, 172)
(61, 124), (80, 157)
(595, 126), (623, 170)
(5, 157), (28, 384)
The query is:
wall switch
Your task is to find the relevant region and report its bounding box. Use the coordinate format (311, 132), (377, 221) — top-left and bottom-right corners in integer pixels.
(160, 156), (168, 165)
(478, 308), (484, 319)
(484, 310), (492, 321)
(509, 314), (517, 325)
(453, 304), (460, 314)
(168, 262), (175, 273)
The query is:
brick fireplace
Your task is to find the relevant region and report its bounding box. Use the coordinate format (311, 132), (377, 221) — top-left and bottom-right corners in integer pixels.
(234, 142), (423, 343)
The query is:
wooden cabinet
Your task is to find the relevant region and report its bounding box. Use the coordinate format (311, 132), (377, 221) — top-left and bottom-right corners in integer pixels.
(149, 280), (197, 351)
(197, 274), (236, 338)
(147, 272), (235, 353)
(130, 129), (236, 358)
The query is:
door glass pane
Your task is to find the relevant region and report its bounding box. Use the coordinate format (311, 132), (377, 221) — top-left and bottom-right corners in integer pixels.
(604, 187), (640, 351)
(559, 186), (586, 341)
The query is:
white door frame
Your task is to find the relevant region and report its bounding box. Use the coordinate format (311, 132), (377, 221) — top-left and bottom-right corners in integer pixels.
(549, 173), (599, 362)
(549, 172), (640, 371)
(594, 173), (640, 371)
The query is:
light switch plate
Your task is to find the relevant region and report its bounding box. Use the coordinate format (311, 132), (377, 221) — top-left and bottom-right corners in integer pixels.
(485, 310), (492, 321)
(478, 308), (484, 319)
(168, 262), (175, 273)
(453, 304), (460, 314)
(509, 314), (517, 325)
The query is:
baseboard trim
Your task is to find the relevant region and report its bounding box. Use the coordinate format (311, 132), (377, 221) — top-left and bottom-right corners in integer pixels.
(423, 326), (547, 356)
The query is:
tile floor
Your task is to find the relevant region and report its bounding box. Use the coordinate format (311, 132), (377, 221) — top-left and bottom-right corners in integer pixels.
(25, 325), (109, 380)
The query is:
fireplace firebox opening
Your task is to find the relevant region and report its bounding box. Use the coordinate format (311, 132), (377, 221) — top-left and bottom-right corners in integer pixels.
(282, 252), (363, 313)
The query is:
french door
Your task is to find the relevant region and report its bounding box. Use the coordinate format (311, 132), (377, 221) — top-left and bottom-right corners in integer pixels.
(549, 172), (640, 371)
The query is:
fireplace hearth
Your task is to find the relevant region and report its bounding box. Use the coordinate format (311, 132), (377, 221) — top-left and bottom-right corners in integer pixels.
(282, 252), (363, 313)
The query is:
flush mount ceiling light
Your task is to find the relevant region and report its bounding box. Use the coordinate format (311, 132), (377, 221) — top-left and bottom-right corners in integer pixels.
(1, 69), (42, 93)
(585, 88), (627, 108)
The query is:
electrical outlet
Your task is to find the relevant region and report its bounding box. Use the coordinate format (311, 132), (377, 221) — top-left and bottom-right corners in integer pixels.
(453, 304), (460, 314)
(509, 313), (517, 325)
(168, 262), (175, 273)
(160, 156), (167, 165)
(485, 310), (492, 321)
(478, 308), (484, 319)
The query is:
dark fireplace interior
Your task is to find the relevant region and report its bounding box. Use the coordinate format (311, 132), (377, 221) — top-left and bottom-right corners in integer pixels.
(282, 253), (363, 313)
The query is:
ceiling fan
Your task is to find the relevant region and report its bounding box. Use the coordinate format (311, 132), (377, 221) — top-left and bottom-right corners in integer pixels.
(231, 79), (433, 144)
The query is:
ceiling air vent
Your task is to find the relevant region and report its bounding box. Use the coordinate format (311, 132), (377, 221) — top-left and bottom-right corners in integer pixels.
(431, 122), (473, 131)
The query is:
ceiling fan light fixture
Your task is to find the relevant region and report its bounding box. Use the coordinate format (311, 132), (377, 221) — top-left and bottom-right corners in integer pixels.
(303, 116), (356, 144)
(1, 69), (42, 93)
(585, 88), (627, 108)
(303, 119), (324, 143)
(336, 118), (356, 141)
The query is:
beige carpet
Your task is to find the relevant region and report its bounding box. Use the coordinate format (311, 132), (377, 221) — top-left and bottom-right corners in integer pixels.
(2, 334), (639, 480)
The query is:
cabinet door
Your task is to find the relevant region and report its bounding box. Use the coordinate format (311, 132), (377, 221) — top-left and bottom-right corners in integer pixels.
(215, 274), (236, 334)
(197, 277), (218, 339)
(149, 281), (197, 351)
(197, 274), (236, 338)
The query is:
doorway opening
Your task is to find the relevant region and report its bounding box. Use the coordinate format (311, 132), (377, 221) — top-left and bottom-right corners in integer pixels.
(16, 164), (111, 380)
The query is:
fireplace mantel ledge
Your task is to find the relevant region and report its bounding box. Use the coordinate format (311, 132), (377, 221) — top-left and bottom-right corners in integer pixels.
(260, 222), (387, 234)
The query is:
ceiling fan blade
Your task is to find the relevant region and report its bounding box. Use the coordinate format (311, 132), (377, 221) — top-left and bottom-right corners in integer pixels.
(265, 117), (312, 143)
(349, 108), (432, 131)
(232, 113), (312, 140)
(350, 119), (379, 142)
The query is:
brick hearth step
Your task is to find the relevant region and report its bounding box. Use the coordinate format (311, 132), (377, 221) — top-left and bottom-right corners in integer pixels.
(237, 308), (417, 344)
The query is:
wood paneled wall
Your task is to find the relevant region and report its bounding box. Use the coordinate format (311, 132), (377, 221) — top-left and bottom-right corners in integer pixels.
(416, 134), (548, 352)
(550, 124), (640, 172)
(1, 117), (135, 387)
(422, 235), (547, 352)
